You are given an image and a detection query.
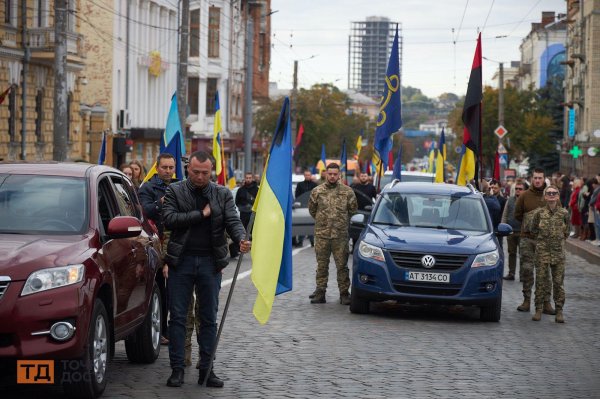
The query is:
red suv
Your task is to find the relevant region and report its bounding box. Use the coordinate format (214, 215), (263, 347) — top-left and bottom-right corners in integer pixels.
(0, 163), (163, 398)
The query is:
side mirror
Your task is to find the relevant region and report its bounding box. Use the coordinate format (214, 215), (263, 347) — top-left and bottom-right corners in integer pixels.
(292, 201), (301, 209)
(495, 223), (513, 237)
(350, 213), (366, 226)
(364, 205), (373, 211)
(107, 216), (143, 239)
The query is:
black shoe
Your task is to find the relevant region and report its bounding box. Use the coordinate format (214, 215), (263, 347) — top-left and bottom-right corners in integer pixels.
(310, 291), (326, 304)
(340, 294), (351, 305)
(308, 289), (318, 299)
(167, 368), (185, 387)
(503, 274), (515, 281)
(198, 369), (224, 388)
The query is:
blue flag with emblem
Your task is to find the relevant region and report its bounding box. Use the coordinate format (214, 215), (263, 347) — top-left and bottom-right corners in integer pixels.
(373, 26), (402, 172)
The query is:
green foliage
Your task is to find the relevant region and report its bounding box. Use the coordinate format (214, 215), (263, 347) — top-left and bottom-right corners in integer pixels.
(254, 84), (368, 169)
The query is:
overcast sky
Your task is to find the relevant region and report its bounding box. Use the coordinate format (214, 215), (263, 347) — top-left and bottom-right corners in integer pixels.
(269, 0), (566, 98)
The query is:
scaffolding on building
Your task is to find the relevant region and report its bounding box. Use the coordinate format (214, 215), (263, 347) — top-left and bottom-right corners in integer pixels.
(348, 17), (403, 99)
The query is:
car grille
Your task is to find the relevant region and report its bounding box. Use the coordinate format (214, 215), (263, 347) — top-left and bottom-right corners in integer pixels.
(389, 251), (469, 271)
(393, 282), (462, 296)
(0, 278), (10, 300)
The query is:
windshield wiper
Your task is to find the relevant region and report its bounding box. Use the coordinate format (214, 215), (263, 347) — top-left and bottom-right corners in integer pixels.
(412, 224), (445, 229)
(372, 221), (402, 226)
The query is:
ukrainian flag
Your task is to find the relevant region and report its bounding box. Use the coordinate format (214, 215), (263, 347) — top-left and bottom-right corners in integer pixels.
(435, 129), (446, 183)
(213, 91), (226, 185)
(251, 97), (293, 325)
(227, 159), (236, 189)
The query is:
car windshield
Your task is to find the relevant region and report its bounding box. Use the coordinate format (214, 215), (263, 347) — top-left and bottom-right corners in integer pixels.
(0, 174), (88, 234)
(372, 192), (489, 233)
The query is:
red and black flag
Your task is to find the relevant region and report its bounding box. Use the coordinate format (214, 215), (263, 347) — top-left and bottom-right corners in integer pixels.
(0, 86), (11, 105)
(456, 33), (482, 186)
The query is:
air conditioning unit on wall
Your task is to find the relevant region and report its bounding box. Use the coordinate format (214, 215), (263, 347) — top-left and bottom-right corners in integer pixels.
(118, 109), (130, 130)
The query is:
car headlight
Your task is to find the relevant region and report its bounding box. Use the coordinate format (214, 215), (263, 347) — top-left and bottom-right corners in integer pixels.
(471, 250), (500, 268)
(358, 241), (385, 262)
(21, 264), (85, 296)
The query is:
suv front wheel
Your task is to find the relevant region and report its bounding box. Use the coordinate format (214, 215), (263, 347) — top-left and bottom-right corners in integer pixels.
(480, 295), (502, 322)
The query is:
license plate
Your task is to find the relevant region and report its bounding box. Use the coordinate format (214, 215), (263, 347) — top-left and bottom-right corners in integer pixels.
(405, 271), (450, 283)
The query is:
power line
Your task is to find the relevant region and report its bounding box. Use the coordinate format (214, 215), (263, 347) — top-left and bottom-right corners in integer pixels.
(482, 0), (496, 32)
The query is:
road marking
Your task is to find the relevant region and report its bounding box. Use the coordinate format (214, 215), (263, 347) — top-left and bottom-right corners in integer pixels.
(222, 245), (311, 287)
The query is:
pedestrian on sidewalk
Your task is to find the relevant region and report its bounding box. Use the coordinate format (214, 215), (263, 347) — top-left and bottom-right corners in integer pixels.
(308, 163), (357, 305)
(530, 185), (569, 323)
(162, 151), (251, 388)
(501, 180), (525, 280)
(514, 168), (554, 315)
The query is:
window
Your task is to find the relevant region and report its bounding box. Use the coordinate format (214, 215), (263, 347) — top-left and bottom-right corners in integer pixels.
(111, 176), (137, 217)
(34, 0), (47, 27)
(188, 77), (199, 115)
(67, 0), (76, 32)
(208, 7), (220, 58)
(5, 0), (16, 26)
(190, 9), (200, 57)
(206, 78), (217, 115)
(8, 86), (16, 142)
(35, 90), (44, 142)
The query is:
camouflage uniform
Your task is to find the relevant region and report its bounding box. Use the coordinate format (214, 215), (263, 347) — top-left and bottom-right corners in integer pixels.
(530, 205), (569, 311)
(519, 211), (552, 303)
(309, 181), (358, 294)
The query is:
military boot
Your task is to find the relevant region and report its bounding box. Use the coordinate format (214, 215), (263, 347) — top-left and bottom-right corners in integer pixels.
(543, 301), (556, 315)
(310, 290), (326, 304)
(517, 298), (530, 312)
(532, 309), (542, 321)
(339, 293), (351, 305)
(308, 289), (318, 299)
(555, 309), (564, 323)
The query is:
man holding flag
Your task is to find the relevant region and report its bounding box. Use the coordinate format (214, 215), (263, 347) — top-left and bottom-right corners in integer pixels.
(162, 151), (250, 388)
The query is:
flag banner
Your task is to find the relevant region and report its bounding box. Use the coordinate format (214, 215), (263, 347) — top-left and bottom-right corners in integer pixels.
(213, 91), (226, 185)
(388, 150), (394, 171)
(251, 97), (293, 325)
(373, 26), (402, 171)
(164, 92), (186, 155)
(456, 144), (476, 186)
(227, 159), (237, 189)
(339, 138), (347, 174)
(295, 123), (304, 148)
(459, 33), (482, 184)
(98, 132), (107, 165)
(435, 128), (446, 183)
(493, 151), (500, 181)
(428, 141), (435, 173)
(318, 144), (327, 174)
(372, 151), (384, 177)
(355, 134), (362, 158)
(392, 144), (403, 181)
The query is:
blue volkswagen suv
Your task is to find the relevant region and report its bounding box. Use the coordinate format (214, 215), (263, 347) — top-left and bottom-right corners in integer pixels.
(350, 182), (512, 321)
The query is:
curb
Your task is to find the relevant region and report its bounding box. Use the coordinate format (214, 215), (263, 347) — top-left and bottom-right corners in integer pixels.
(565, 238), (600, 265)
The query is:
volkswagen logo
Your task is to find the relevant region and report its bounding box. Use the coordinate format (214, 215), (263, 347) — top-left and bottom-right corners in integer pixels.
(421, 255), (436, 269)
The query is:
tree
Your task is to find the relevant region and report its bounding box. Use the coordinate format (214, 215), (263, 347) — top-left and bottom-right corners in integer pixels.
(254, 84), (368, 169)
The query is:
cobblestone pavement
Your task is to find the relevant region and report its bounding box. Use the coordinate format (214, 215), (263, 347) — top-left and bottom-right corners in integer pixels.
(4, 245), (600, 398)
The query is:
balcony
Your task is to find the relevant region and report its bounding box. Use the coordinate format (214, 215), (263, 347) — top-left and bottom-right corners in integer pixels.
(27, 27), (86, 61)
(0, 25), (18, 48)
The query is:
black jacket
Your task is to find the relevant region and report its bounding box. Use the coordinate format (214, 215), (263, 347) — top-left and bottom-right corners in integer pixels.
(295, 180), (317, 198)
(235, 182), (259, 214)
(138, 175), (175, 237)
(163, 180), (246, 270)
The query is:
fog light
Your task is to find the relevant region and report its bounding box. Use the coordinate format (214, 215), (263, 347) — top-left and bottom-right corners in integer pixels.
(485, 283), (495, 292)
(50, 321), (76, 341)
(359, 274), (370, 283)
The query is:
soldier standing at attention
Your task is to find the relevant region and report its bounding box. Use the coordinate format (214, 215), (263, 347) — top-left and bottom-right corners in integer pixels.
(530, 185), (569, 323)
(308, 163), (358, 305)
(514, 168), (554, 315)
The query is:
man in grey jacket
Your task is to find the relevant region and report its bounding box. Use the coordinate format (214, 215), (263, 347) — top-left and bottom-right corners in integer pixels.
(501, 180), (525, 280)
(162, 151), (251, 388)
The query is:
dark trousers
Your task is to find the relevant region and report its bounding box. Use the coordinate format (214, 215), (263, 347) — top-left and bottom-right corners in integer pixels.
(156, 271), (169, 338)
(167, 256), (221, 370)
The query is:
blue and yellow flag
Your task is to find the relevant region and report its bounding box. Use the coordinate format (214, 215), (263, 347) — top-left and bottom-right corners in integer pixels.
(213, 91), (226, 185)
(251, 97), (293, 325)
(373, 26), (402, 171)
(98, 132), (106, 165)
(392, 144), (402, 181)
(339, 138), (347, 175)
(435, 129), (446, 183)
(318, 144), (327, 174)
(227, 159), (236, 189)
(427, 141), (436, 173)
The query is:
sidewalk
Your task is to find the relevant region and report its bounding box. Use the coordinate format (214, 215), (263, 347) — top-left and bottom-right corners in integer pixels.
(566, 237), (600, 265)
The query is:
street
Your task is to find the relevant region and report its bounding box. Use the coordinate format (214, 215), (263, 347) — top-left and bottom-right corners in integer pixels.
(6, 245), (600, 398)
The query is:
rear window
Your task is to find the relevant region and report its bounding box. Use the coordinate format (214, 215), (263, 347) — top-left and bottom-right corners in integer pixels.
(372, 192), (489, 233)
(0, 174), (88, 234)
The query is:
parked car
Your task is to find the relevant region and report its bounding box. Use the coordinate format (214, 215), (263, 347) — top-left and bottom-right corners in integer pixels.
(350, 182), (512, 321)
(0, 162), (163, 398)
(292, 190), (314, 238)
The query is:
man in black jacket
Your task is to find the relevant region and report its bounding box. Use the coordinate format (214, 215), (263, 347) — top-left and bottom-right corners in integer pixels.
(294, 170), (317, 247)
(138, 153), (176, 345)
(235, 172), (259, 229)
(162, 151), (250, 388)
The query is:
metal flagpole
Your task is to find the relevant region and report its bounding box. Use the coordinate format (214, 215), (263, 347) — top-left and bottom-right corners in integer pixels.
(202, 213), (255, 386)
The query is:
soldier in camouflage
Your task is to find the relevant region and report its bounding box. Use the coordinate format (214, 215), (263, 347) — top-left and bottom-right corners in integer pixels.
(529, 185), (569, 323)
(514, 168), (554, 314)
(308, 163), (358, 305)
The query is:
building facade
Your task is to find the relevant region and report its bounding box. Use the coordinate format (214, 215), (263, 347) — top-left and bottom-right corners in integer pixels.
(0, 0), (87, 162)
(562, 0), (600, 176)
(348, 17), (402, 99)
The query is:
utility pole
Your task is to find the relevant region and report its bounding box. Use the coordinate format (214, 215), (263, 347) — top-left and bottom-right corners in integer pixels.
(177, 0), (190, 141)
(243, 3), (255, 174)
(53, 0), (68, 161)
(21, 0), (29, 160)
(498, 62), (505, 180)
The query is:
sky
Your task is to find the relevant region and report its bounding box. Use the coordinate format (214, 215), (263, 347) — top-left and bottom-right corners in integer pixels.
(269, 0), (566, 98)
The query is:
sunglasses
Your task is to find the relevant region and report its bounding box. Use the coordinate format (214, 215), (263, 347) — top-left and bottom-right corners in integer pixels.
(545, 191), (559, 196)
(515, 187), (524, 191)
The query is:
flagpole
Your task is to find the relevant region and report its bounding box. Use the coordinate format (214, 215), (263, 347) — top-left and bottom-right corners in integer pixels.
(202, 213), (254, 386)
(376, 160), (383, 193)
